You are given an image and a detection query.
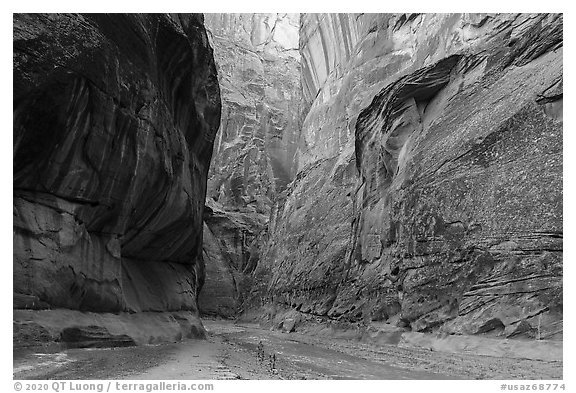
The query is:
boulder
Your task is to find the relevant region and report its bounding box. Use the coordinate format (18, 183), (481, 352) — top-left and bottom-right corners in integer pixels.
(282, 318), (296, 333)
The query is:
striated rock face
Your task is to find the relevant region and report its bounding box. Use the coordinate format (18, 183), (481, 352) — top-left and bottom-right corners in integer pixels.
(199, 199), (267, 317)
(259, 14), (562, 340)
(13, 13), (221, 324)
(198, 14), (300, 318)
(203, 14), (301, 214)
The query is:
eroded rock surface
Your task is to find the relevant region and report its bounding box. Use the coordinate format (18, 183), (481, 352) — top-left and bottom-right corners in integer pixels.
(13, 13), (221, 340)
(199, 199), (267, 317)
(197, 14), (300, 318)
(204, 14), (301, 214)
(257, 13), (562, 340)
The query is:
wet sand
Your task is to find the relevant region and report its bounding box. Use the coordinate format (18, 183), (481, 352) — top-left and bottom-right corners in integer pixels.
(13, 320), (562, 380)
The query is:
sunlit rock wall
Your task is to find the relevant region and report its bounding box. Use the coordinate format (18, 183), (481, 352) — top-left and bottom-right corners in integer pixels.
(204, 14), (301, 214)
(260, 13), (562, 339)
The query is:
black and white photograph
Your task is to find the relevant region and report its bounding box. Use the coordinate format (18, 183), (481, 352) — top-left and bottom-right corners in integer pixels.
(8, 7), (567, 389)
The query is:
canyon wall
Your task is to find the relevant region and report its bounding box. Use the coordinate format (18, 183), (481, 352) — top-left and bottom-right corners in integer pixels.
(203, 14), (301, 214)
(199, 199), (267, 317)
(198, 14), (300, 317)
(258, 13), (562, 340)
(13, 13), (221, 344)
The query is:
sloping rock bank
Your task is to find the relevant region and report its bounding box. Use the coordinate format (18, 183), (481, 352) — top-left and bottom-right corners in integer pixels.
(255, 14), (562, 340)
(14, 310), (205, 348)
(13, 13), (221, 345)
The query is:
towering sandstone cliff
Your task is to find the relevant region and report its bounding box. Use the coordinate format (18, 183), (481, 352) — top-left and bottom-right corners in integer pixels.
(204, 13), (301, 214)
(13, 13), (563, 346)
(198, 14), (300, 317)
(258, 14), (562, 340)
(13, 13), (221, 344)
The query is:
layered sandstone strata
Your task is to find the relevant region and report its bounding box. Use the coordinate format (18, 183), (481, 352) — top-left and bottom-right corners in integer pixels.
(199, 199), (267, 317)
(13, 13), (221, 344)
(197, 14), (300, 317)
(204, 14), (301, 214)
(259, 13), (562, 339)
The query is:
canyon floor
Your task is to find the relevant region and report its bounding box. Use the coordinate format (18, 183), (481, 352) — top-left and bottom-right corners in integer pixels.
(13, 319), (562, 380)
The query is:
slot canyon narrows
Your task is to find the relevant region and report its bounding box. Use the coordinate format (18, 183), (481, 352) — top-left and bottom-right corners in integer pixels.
(13, 13), (563, 380)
